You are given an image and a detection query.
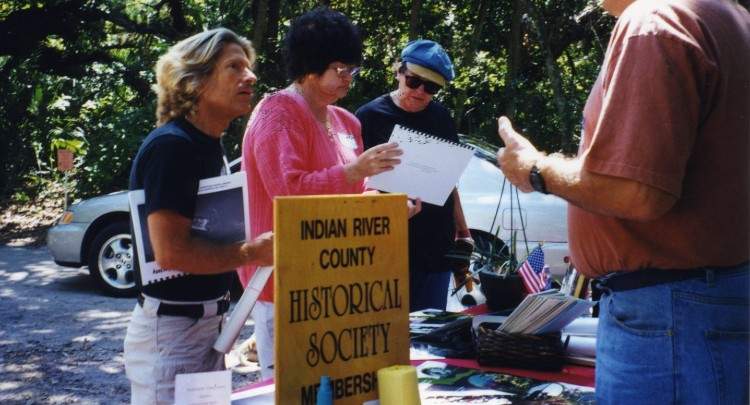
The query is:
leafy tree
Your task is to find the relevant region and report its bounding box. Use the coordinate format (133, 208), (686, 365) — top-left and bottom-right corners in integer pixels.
(0, 0), (625, 203)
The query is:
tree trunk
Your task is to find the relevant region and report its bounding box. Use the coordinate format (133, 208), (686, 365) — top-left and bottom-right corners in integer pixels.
(253, 0), (270, 55)
(505, 0), (522, 119)
(409, 0), (423, 40)
(526, 0), (571, 150)
(264, 1), (282, 61)
(167, 0), (189, 34)
(453, 0), (489, 132)
(257, 0), (283, 87)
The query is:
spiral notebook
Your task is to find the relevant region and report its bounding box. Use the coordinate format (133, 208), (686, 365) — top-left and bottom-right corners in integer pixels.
(128, 171), (249, 286)
(366, 125), (474, 205)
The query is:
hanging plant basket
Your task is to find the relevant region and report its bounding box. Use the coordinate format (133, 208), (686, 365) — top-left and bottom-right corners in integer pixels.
(457, 176), (547, 310)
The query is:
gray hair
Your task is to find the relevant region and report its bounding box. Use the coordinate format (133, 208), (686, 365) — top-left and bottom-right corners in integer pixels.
(153, 28), (255, 125)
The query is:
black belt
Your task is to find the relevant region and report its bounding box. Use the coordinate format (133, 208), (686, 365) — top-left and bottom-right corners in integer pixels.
(137, 294), (230, 318)
(597, 262), (748, 292)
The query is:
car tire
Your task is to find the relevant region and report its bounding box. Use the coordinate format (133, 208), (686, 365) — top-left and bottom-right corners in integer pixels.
(87, 221), (138, 297)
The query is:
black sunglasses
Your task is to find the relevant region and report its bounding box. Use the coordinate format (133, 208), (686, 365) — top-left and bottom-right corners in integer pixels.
(403, 74), (442, 95)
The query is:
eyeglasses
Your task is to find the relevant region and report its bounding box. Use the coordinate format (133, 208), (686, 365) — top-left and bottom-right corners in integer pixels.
(403, 74), (442, 95)
(332, 65), (361, 78)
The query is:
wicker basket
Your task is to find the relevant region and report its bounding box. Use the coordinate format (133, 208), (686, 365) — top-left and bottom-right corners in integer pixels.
(475, 326), (565, 371)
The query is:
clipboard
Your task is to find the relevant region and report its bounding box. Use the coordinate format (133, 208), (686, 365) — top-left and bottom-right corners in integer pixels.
(366, 125), (474, 205)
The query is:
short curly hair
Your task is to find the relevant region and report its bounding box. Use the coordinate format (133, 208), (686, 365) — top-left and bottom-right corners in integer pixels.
(153, 28), (255, 126)
(283, 7), (362, 81)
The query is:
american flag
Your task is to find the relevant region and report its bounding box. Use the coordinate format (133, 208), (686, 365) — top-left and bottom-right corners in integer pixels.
(518, 246), (550, 293)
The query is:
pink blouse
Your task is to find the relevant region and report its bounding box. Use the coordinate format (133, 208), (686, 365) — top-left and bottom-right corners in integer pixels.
(238, 88), (364, 302)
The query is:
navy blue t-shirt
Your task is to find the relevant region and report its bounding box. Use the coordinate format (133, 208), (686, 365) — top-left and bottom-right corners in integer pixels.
(129, 118), (232, 301)
(355, 95), (458, 273)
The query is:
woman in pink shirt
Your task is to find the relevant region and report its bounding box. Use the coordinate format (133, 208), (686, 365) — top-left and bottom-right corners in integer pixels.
(238, 7), (410, 379)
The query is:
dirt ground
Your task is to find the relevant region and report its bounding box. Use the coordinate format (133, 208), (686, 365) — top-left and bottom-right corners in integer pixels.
(0, 245), (260, 405)
(0, 182), (67, 248)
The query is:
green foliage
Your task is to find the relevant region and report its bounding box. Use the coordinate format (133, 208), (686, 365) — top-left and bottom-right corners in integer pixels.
(0, 0), (620, 201)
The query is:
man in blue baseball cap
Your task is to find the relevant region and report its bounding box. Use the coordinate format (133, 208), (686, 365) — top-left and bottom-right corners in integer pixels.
(356, 39), (473, 311)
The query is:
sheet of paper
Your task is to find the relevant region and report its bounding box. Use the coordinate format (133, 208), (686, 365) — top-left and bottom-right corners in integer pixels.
(561, 316), (598, 336)
(175, 369), (231, 405)
(366, 125), (474, 205)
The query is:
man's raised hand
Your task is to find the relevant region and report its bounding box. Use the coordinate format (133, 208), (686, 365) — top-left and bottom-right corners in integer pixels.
(496, 116), (542, 193)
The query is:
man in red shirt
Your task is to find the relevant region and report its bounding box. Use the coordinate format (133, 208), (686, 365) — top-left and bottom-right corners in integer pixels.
(496, 0), (749, 403)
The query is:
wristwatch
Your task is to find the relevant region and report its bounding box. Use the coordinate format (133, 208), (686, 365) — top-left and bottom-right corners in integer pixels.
(529, 164), (549, 194)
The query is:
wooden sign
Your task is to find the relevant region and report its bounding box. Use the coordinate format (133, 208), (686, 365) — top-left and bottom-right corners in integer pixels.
(274, 194), (410, 405)
(56, 149), (74, 172)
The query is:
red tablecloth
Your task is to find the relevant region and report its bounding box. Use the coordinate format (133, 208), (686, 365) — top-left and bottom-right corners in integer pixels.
(462, 303), (491, 315)
(458, 303), (595, 386)
(235, 358), (594, 396)
(414, 358), (594, 387)
(235, 303), (595, 396)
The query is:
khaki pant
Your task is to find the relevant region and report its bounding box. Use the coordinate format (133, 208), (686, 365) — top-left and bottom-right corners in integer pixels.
(123, 296), (225, 405)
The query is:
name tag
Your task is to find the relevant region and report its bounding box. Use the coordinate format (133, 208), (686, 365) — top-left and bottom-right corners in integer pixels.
(337, 132), (358, 150)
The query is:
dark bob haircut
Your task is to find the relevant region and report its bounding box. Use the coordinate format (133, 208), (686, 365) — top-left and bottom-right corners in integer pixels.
(283, 7), (362, 81)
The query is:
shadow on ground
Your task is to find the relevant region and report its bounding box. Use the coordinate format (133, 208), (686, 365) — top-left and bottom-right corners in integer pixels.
(0, 246), (260, 405)
(0, 246), (134, 404)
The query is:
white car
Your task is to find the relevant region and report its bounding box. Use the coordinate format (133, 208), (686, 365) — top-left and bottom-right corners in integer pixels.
(47, 188), (134, 296)
(458, 139), (569, 276)
(47, 145), (569, 297)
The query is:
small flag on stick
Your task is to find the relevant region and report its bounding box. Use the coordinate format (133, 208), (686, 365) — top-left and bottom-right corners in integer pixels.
(518, 246), (549, 293)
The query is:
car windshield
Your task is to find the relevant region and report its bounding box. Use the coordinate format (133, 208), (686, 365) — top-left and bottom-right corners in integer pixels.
(459, 135), (497, 164)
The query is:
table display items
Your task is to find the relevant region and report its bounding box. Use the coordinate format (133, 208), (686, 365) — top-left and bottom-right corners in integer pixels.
(473, 290), (594, 371)
(450, 178), (561, 311)
(416, 360), (595, 403)
(315, 376), (332, 405)
(409, 309), (475, 359)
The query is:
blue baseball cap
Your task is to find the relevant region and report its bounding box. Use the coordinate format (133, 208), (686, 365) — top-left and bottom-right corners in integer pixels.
(400, 39), (455, 86)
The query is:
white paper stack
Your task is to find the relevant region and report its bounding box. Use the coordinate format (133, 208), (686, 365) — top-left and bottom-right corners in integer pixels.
(497, 290), (594, 335)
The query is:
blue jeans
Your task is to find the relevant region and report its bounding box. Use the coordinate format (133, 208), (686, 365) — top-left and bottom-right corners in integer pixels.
(596, 263), (749, 404)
